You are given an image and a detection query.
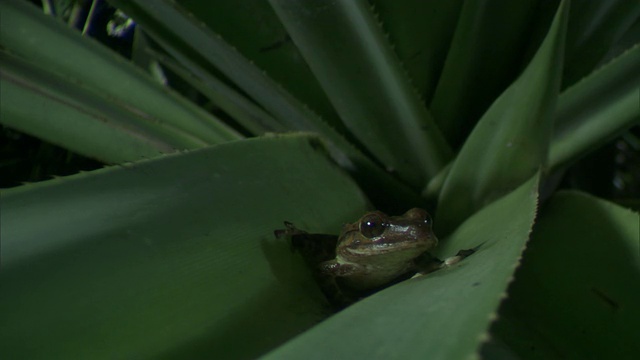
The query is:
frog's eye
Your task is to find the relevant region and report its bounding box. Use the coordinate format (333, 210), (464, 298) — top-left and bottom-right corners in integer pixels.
(359, 213), (386, 238)
(422, 212), (432, 226)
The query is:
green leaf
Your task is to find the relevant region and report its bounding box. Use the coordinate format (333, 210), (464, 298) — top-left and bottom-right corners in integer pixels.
(176, 0), (346, 133)
(0, 0), (240, 147)
(150, 48), (282, 136)
(107, 0), (424, 212)
(429, 0), (539, 147)
(550, 43), (640, 171)
(269, 0), (453, 187)
(0, 50), (205, 163)
(491, 191), (640, 359)
(265, 172), (540, 359)
(106, 0), (329, 138)
(436, 0), (570, 235)
(0, 135), (368, 359)
(563, 0), (640, 88)
(370, 0), (464, 101)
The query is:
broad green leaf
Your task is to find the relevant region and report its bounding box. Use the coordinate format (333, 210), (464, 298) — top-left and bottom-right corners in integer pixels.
(0, 50), (205, 164)
(0, 135), (368, 359)
(265, 172), (540, 360)
(491, 191), (640, 359)
(550, 43), (640, 171)
(609, 16), (640, 59)
(107, 0), (424, 213)
(106, 0), (333, 140)
(426, 44), (640, 201)
(370, 0), (464, 101)
(176, 0), (346, 133)
(0, 0), (240, 146)
(436, 0), (570, 235)
(429, 0), (539, 147)
(562, 0), (640, 88)
(269, 0), (453, 187)
(150, 48), (282, 136)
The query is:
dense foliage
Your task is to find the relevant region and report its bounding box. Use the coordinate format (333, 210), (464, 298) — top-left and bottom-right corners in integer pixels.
(1, 0), (638, 359)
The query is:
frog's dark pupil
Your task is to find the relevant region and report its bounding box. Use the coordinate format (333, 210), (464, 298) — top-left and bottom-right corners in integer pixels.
(360, 215), (385, 238)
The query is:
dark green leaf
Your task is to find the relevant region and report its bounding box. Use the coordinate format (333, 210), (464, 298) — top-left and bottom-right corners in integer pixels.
(270, 0), (453, 187)
(370, 0), (464, 101)
(150, 48), (281, 136)
(0, 135), (368, 359)
(492, 191), (640, 359)
(0, 51), (201, 163)
(176, 0), (345, 133)
(563, 0), (640, 88)
(108, 0), (424, 212)
(265, 172), (540, 359)
(436, 0), (570, 235)
(0, 0), (240, 146)
(550, 43), (640, 171)
(429, 0), (539, 147)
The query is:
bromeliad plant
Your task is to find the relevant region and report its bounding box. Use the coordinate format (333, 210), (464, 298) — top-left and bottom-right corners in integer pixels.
(1, 0), (638, 359)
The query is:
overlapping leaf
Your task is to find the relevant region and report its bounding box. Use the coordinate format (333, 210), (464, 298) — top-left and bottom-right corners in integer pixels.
(0, 0), (240, 149)
(0, 135), (368, 359)
(107, 0), (423, 212)
(270, 0), (452, 187)
(429, 0), (539, 147)
(550, 43), (640, 170)
(266, 173), (540, 359)
(491, 191), (640, 359)
(0, 50), (203, 163)
(436, 0), (570, 235)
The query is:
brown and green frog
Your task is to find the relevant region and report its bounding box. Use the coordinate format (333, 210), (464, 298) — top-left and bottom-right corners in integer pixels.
(275, 208), (474, 308)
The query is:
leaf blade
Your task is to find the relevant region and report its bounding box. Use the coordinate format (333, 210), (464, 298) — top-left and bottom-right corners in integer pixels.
(429, 0), (539, 147)
(270, 0), (453, 187)
(492, 191), (640, 359)
(0, 0), (241, 146)
(0, 134), (368, 359)
(108, 0), (425, 212)
(265, 172), (540, 359)
(550, 43), (640, 171)
(0, 51), (200, 163)
(436, 0), (570, 235)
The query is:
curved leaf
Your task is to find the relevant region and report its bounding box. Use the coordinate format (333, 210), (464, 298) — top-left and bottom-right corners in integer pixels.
(0, 0), (240, 145)
(491, 191), (640, 359)
(563, 0), (640, 88)
(0, 51), (204, 163)
(550, 43), (640, 171)
(265, 172), (540, 359)
(0, 135), (368, 359)
(436, 0), (570, 235)
(150, 48), (281, 136)
(429, 0), (539, 147)
(176, 0), (345, 133)
(370, 0), (464, 101)
(107, 0), (424, 213)
(269, 0), (453, 187)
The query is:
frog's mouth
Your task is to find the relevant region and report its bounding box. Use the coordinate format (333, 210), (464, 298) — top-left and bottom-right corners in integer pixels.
(345, 237), (436, 256)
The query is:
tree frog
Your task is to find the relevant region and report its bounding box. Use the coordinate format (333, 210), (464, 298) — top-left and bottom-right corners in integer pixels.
(275, 208), (474, 308)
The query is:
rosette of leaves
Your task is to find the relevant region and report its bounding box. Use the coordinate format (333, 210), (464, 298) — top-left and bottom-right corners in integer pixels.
(1, 0), (638, 359)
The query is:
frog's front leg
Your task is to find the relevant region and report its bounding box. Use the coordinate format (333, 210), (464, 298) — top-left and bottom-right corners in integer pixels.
(319, 259), (361, 277)
(317, 260), (363, 308)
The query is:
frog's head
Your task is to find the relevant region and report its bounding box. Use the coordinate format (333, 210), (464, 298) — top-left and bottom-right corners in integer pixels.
(336, 208), (438, 262)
